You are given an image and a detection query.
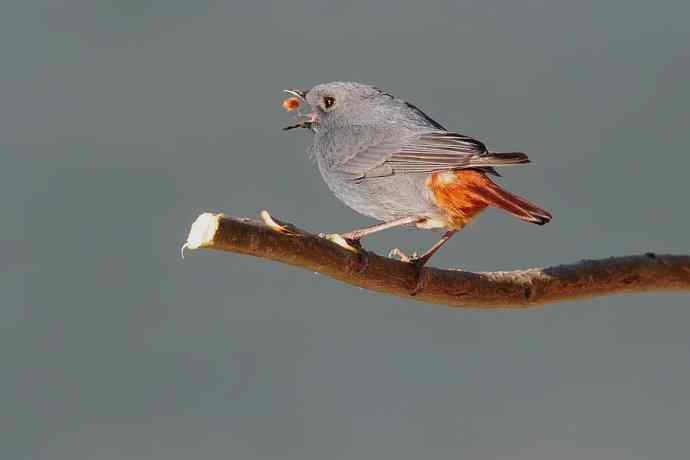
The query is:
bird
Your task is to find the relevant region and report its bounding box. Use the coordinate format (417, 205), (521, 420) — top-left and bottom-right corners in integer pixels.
(282, 81), (551, 268)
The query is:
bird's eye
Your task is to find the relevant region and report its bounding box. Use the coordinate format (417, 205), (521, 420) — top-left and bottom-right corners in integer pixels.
(323, 96), (336, 109)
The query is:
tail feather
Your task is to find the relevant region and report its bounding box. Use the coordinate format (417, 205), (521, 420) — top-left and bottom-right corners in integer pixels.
(469, 178), (552, 225)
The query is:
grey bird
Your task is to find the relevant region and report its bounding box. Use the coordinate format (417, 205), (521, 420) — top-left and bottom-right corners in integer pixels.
(283, 81), (551, 267)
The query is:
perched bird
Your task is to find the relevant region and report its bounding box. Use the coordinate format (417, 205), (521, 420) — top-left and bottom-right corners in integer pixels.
(283, 82), (551, 267)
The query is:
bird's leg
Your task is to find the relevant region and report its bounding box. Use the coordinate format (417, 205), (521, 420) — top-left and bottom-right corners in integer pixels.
(413, 229), (458, 267)
(320, 216), (421, 252)
(340, 216), (421, 242)
(389, 230), (457, 267)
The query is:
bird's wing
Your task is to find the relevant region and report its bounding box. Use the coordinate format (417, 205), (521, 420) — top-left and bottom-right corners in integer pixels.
(336, 131), (523, 180)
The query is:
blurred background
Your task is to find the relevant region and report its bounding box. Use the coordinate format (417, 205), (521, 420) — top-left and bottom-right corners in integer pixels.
(3, 1), (689, 459)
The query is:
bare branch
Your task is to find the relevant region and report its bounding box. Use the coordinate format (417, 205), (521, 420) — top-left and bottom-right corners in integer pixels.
(183, 212), (690, 309)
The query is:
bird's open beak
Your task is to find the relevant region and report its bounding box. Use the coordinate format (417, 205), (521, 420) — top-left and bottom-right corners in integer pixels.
(282, 89), (318, 131)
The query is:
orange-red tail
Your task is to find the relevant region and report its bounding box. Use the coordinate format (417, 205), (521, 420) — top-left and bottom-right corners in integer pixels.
(428, 170), (552, 228)
(474, 176), (552, 225)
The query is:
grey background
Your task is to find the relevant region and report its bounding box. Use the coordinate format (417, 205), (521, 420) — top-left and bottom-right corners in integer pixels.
(3, 1), (689, 459)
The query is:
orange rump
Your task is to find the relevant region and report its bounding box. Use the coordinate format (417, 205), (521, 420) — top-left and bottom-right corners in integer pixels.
(427, 170), (552, 229)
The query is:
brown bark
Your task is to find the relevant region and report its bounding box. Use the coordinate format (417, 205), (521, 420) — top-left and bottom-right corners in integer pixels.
(183, 212), (690, 309)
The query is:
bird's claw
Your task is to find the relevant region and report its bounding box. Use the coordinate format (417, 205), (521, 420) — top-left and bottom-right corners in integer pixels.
(319, 233), (361, 253)
(388, 248), (419, 263)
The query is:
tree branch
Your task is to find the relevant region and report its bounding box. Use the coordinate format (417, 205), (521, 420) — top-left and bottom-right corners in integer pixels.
(183, 212), (690, 309)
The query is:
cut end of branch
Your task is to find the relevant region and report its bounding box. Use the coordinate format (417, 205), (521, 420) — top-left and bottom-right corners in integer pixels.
(182, 213), (223, 257)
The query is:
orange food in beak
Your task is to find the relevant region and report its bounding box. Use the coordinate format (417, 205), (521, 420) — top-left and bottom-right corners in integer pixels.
(282, 97), (301, 112)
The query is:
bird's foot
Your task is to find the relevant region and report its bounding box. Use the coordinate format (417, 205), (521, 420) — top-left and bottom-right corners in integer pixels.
(388, 248), (429, 295)
(319, 233), (361, 253)
(388, 248), (421, 264)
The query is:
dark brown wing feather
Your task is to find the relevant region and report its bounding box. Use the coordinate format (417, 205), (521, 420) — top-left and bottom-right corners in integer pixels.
(338, 131), (528, 180)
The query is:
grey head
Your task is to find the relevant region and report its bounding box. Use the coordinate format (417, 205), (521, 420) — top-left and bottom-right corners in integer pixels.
(285, 81), (446, 134)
